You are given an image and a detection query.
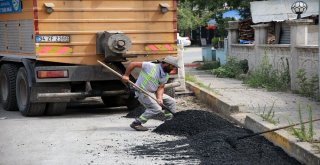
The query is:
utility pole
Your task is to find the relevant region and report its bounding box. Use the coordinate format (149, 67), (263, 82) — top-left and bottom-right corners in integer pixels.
(319, 1), (320, 97)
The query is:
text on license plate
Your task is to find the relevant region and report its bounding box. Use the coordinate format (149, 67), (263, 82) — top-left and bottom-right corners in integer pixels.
(36, 35), (70, 43)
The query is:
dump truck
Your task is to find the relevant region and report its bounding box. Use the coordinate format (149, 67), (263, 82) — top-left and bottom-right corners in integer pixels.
(0, 0), (179, 116)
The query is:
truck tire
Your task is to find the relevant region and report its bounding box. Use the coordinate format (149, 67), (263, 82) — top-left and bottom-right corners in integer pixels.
(16, 67), (46, 116)
(0, 64), (19, 111)
(46, 103), (67, 115)
(164, 79), (175, 98)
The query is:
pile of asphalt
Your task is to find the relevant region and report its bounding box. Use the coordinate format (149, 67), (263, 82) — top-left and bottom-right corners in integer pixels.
(132, 110), (301, 165)
(153, 110), (233, 136)
(125, 105), (145, 118)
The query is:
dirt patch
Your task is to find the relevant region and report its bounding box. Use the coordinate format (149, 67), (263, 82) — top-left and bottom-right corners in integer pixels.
(131, 110), (301, 165)
(175, 96), (210, 112)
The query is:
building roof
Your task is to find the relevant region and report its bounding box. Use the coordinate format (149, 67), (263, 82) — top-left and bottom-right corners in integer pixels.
(250, 0), (318, 23)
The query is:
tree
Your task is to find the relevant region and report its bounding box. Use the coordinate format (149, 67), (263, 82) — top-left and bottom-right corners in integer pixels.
(177, 1), (213, 35)
(177, 0), (262, 42)
(178, 0), (263, 20)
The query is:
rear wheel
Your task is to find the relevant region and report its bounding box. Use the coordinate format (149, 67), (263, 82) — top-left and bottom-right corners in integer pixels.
(16, 67), (46, 116)
(46, 103), (67, 115)
(0, 64), (19, 111)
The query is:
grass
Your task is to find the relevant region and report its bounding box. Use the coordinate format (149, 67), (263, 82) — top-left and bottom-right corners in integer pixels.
(258, 101), (279, 125)
(288, 104), (315, 142)
(196, 61), (220, 70)
(185, 74), (220, 95)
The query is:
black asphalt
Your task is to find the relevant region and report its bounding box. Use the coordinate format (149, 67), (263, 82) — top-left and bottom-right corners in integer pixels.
(130, 110), (302, 165)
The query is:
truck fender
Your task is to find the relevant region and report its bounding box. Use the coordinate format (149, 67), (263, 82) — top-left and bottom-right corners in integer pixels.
(0, 57), (34, 87)
(21, 59), (36, 88)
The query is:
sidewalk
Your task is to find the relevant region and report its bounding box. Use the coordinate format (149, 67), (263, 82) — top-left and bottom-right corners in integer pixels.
(184, 67), (320, 165)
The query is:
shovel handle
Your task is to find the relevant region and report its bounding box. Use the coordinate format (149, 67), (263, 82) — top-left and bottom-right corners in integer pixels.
(97, 60), (175, 115)
(238, 118), (320, 140)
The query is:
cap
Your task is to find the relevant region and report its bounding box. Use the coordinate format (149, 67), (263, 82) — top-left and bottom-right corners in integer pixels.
(159, 55), (180, 68)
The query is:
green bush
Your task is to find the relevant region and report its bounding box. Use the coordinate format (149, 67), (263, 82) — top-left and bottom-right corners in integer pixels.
(211, 37), (219, 47)
(243, 56), (290, 91)
(197, 61), (220, 70)
(296, 68), (319, 100)
(211, 57), (247, 78)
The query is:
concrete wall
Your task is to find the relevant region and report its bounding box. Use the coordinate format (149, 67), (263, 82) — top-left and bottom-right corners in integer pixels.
(227, 20), (319, 90)
(308, 25), (319, 45)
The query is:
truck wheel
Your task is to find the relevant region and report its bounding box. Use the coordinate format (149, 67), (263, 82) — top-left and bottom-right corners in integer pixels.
(164, 79), (175, 98)
(16, 67), (46, 116)
(0, 64), (19, 111)
(46, 103), (67, 115)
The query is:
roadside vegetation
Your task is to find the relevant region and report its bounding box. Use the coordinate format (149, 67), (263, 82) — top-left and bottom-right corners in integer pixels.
(257, 101), (279, 125)
(185, 74), (220, 95)
(243, 56), (290, 91)
(208, 55), (319, 100)
(295, 68), (319, 101)
(288, 104), (315, 142)
(196, 61), (220, 70)
(210, 57), (248, 79)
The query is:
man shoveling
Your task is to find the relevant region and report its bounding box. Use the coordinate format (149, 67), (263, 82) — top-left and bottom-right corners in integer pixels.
(122, 56), (179, 131)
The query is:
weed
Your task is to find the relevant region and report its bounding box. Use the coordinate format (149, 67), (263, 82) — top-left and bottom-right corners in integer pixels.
(197, 61), (220, 70)
(258, 101), (279, 125)
(185, 74), (197, 82)
(185, 74), (220, 95)
(244, 55), (290, 91)
(211, 57), (247, 78)
(296, 68), (319, 100)
(288, 104), (315, 142)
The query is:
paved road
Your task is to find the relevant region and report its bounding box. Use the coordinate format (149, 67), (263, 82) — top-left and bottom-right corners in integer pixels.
(182, 47), (227, 65)
(0, 94), (212, 165)
(182, 47), (202, 64)
(0, 101), (186, 165)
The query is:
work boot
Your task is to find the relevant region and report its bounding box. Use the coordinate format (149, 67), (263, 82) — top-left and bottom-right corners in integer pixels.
(130, 121), (148, 131)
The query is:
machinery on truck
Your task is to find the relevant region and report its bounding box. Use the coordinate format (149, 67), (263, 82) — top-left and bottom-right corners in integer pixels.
(0, 0), (179, 116)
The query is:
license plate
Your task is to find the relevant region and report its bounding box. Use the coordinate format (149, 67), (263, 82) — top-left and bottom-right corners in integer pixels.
(35, 35), (70, 43)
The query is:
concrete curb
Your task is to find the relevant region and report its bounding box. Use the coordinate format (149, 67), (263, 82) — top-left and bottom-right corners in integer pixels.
(185, 81), (320, 165)
(186, 82), (239, 115)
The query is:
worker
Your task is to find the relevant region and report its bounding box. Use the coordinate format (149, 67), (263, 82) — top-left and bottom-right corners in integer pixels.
(122, 55), (179, 131)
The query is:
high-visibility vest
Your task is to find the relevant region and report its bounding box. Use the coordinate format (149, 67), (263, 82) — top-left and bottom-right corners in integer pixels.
(139, 64), (169, 90)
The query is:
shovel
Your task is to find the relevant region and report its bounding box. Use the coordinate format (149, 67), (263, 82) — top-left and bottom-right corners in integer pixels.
(97, 60), (175, 115)
(225, 118), (320, 148)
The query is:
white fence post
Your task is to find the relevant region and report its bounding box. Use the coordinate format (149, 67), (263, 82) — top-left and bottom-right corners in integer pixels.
(175, 44), (186, 91)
